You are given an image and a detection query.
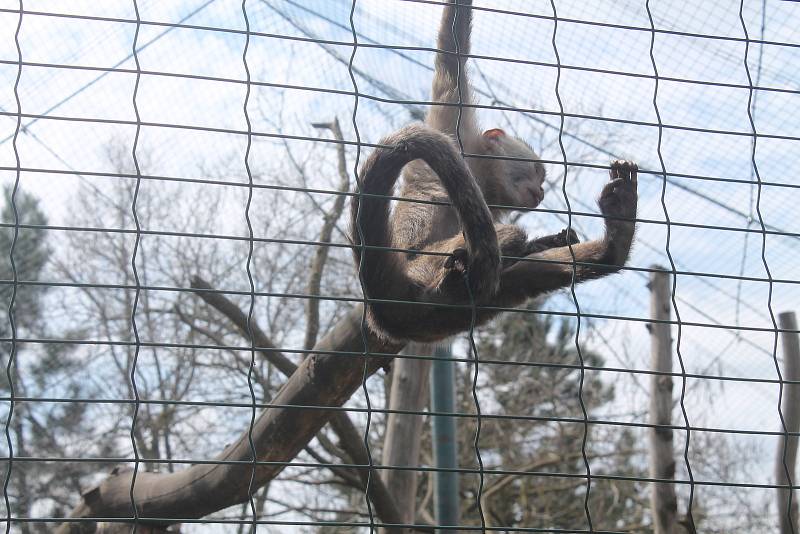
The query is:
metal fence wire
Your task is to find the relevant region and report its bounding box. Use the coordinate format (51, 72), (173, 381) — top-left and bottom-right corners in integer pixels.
(0, 0), (799, 532)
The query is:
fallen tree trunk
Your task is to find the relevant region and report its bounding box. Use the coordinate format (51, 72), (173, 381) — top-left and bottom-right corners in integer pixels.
(57, 305), (403, 533)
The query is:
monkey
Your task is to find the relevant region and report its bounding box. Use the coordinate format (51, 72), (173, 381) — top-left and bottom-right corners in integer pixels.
(350, 0), (638, 343)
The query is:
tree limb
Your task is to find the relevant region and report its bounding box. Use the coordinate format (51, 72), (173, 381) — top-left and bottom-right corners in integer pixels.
(305, 118), (351, 350)
(188, 276), (406, 530)
(56, 304), (403, 533)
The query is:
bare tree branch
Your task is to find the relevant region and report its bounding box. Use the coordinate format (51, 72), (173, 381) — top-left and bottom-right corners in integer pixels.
(305, 118), (351, 350)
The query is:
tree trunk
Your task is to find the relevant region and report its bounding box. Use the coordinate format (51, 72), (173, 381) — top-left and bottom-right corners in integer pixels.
(777, 311), (800, 534)
(649, 268), (678, 534)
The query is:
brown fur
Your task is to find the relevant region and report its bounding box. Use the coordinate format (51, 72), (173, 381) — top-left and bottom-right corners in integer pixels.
(350, 0), (638, 342)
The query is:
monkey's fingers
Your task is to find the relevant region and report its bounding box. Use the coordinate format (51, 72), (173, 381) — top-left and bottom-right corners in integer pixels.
(444, 247), (469, 272)
(609, 160), (638, 183)
(563, 228), (580, 245)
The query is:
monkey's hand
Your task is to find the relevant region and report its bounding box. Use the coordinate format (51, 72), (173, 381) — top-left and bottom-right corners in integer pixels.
(443, 247), (469, 273)
(598, 160), (638, 263)
(545, 228), (580, 248)
(599, 160), (638, 221)
(523, 228), (579, 255)
(440, 247), (501, 300)
(557, 227), (581, 246)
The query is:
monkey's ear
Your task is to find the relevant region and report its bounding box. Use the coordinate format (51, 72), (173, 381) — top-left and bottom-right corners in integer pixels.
(483, 128), (506, 141)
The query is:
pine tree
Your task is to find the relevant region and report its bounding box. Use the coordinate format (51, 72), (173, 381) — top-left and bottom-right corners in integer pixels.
(463, 307), (650, 531)
(0, 187), (101, 532)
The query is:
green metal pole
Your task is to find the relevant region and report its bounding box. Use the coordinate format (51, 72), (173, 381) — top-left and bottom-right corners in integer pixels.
(431, 344), (459, 531)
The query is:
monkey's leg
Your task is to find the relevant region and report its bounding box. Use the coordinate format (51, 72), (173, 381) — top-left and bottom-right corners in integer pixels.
(415, 235), (470, 293)
(411, 226), (505, 296)
(493, 224), (530, 269)
(433, 223), (527, 285)
(427, 0), (480, 148)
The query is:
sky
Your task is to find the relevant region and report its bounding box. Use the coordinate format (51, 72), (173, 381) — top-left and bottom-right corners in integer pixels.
(0, 0), (798, 530)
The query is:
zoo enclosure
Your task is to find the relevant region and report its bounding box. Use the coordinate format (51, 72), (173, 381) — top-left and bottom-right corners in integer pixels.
(0, 0), (799, 532)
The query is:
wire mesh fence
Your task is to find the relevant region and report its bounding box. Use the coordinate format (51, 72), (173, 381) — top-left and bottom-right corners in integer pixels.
(0, 0), (799, 532)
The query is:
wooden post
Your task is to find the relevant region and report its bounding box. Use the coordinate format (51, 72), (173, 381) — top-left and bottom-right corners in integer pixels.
(777, 311), (800, 534)
(381, 342), (433, 532)
(649, 268), (678, 534)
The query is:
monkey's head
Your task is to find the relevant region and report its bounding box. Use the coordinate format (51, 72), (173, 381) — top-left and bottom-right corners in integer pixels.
(479, 128), (546, 210)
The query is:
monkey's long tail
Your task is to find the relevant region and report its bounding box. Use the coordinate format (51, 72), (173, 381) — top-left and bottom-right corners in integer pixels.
(350, 123), (500, 311)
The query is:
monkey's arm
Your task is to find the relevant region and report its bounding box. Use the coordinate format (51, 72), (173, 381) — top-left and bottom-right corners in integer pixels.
(524, 228), (580, 254)
(427, 0), (480, 147)
(399, 161), (637, 341)
(494, 161), (638, 304)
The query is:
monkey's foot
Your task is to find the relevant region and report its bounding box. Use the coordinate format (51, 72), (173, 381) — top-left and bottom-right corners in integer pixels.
(437, 247), (470, 292)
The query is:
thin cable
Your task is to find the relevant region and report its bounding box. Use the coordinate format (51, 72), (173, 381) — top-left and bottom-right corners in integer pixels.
(449, 2), (486, 529)
(277, 0), (797, 96)
(2, 329), (799, 387)
(646, 3), (696, 530)
(0, 513), (637, 533)
(4, 95), (799, 143)
(347, 1), (377, 531)
(129, 0), (144, 529)
(739, 3), (792, 533)
(2, 3), (23, 531)
(8, 440), (800, 480)
(241, 0), (260, 531)
(0, 3), (796, 113)
(3, 182), (800, 244)
(735, 0), (766, 337)
(0, 285), (793, 336)
(7, 96), (797, 249)
(4, 1), (799, 51)
(549, 0), (594, 530)
(0, 0), (220, 148)
(2, 52), (799, 150)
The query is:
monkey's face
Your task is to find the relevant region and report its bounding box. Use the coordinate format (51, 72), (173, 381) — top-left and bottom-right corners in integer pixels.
(507, 153), (546, 209)
(483, 130), (546, 210)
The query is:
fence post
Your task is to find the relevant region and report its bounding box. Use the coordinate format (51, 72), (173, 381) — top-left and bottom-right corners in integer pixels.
(431, 344), (460, 532)
(382, 342), (432, 532)
(777, 311), (800, 534)
(649, 268), (678, 534)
